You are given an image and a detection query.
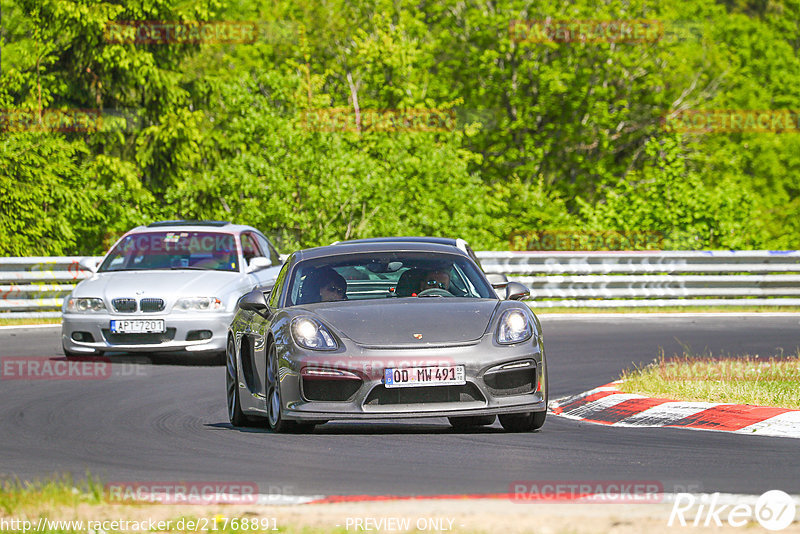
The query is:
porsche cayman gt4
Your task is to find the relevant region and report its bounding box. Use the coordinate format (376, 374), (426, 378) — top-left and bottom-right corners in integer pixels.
(225, 240), (547, 432)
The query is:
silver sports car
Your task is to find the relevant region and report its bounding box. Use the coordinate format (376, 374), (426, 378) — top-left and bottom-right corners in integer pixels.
(61, 221), (282, 361)
(226, 239), (547, 432)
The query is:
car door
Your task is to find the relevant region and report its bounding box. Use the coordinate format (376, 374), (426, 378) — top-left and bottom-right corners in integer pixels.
(252, 260), (289, 400)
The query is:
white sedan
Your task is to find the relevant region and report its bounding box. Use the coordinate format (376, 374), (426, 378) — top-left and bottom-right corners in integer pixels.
(61, 221), (282, 362)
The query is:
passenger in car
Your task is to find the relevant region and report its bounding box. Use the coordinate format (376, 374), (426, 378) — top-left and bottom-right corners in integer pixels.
(302, 267), (348, 303)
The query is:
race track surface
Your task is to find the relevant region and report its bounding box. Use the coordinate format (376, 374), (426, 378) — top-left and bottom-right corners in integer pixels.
(1, 316), (798, 497)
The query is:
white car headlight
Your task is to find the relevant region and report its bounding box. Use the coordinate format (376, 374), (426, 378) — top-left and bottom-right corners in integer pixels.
(496, 309), (533, 345)
(65, 297), (106, 313)
(175, 297), (223, 311)
(291, 317), (338, 351)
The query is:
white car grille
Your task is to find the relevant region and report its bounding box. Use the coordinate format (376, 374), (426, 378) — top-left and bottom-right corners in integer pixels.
(112, 298), (137, 313)
(111, 297), (165, 313)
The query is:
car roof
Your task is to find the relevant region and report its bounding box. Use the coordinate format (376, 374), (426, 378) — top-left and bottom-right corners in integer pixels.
(147, 220), (231, 228)
(335, 237), (461, 246)
(333, 237), (481, 266)
(292, 241), (473, 262)
(334, 236), (475, 253)
(124, 220), (259, 234)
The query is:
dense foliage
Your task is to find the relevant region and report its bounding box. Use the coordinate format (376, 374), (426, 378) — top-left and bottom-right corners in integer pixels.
(1, 0), (799, 254)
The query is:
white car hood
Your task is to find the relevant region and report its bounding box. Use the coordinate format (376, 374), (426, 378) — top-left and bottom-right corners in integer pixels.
(71, 270), (252, 311)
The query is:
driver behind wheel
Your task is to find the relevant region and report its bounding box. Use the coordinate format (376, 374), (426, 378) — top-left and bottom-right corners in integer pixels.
(420, 269), (451, 293)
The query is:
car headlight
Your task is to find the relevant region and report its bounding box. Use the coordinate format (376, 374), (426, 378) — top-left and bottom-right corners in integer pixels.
(65, 297), (106, 313)
(496, 309), (533, 345)
(175, 297), (223, 311)
(291, 317), (338, 351)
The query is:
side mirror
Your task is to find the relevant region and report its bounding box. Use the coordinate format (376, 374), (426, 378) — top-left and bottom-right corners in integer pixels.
(79, 257), (99, 274)
(505, 281), (530, 301)
(246, 256), (272, 273)
(239, 289), (270, 313)
(485, 273), (509, 289)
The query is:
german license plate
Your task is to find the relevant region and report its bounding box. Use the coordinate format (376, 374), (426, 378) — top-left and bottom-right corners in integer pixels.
(110, 319), (165, 334)
(384, 365), (466, 388)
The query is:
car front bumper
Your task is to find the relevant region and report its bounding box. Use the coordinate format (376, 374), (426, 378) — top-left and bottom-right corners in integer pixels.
(274, 334), (547, 421)
(62, 312), (232, 354)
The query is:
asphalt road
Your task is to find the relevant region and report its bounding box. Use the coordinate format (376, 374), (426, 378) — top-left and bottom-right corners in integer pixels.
(1, 315), (798, 497)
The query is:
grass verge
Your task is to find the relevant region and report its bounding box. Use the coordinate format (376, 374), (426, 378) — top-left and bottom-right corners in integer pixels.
(0, 318), (61, 327)
(0, 475), (105, 515)
(619, 351), (800, 409)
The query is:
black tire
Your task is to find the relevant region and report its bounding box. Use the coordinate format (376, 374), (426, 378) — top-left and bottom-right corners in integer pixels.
(448, 415), (496, 429)
(266, 343), (295, 432)
(226, 336), (259, 427)
(499, 411), (546, 432)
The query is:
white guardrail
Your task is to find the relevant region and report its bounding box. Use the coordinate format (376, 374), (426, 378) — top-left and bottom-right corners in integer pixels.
(477, 250), (800, 308)
(2, 251), (800, 318)
(0, 257), (103, 319)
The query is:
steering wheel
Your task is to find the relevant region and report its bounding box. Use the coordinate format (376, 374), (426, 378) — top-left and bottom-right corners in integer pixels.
(417, 288), (453, 297)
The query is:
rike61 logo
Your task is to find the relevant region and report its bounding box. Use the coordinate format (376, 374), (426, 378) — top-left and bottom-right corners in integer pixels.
(669, 491), (797, 530)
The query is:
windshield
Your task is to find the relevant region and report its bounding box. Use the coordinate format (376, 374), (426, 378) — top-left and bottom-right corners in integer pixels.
(286, 252), (495, 306)
(98, 231), (239, 273)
